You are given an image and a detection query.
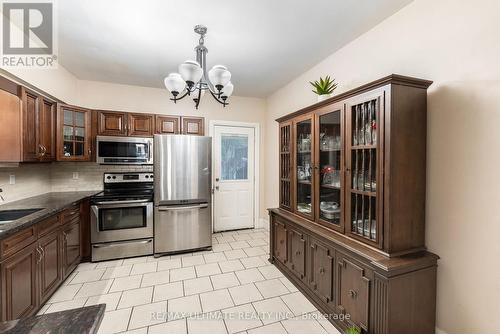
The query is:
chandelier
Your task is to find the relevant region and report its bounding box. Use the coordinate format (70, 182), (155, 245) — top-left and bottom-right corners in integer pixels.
(164, 25), (234, 109)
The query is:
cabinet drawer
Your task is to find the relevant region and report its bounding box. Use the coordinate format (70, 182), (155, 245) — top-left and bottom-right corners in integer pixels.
(337, 253), (371, 331)
(37, 214), (60, 237)
(61, 204), (80, 224)
(288, 227), (306, 280)
(0, 226), (37, 260)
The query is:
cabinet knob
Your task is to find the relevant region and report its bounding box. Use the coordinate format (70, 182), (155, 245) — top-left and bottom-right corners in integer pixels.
(279, 239), (284, 244)
(319, 267), (325, 274)
(348, 289), (357, 299)
(295, 250), (301, 256)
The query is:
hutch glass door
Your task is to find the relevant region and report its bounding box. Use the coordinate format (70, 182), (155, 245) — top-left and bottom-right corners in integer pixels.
(346, 91), (383, 247)
(279, 122), (292, 210)
(317, 104), (344, 232)
(294, 115), (314, 219)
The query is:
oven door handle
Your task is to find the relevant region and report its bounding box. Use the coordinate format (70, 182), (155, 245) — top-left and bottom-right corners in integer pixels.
(157, 203), (209, 211)
(92, 239), (153, 248)
(94, 199), (151, 205)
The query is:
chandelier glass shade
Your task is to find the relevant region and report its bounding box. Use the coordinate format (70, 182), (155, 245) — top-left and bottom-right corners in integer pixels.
(164, 25), (233, 109)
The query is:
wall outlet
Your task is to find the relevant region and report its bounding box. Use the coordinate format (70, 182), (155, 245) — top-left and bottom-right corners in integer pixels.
(72, 172), (79, 180)
(9, 174), (15, 185)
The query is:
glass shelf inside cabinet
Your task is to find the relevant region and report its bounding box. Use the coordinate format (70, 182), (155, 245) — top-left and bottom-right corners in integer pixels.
(319, 111), (341, 225)
(296, 119), (312, 215)
(350, 99), (378, 241)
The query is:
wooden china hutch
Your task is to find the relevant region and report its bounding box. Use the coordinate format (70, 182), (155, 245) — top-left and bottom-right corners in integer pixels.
(269, 75), (439, 334)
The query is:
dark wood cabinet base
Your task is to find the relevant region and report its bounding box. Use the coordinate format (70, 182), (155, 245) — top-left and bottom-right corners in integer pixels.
(269, 209), (438, 334)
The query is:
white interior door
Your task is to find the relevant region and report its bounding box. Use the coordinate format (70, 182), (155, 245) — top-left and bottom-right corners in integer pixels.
(213, 125), (255, 232)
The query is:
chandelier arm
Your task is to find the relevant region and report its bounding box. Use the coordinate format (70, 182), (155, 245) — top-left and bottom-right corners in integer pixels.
(194, 86), (202, 109)
(208, 89), (228, 106)
(170, 90), (190, 102)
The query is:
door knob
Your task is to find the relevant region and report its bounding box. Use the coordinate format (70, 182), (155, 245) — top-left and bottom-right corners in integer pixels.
(215, 178), (220, 182)
(215, 186), (219, 190)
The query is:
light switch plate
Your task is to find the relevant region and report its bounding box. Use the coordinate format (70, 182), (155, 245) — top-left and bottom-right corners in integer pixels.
(9, 174), (15, 185)
(72, 172), (79, 180)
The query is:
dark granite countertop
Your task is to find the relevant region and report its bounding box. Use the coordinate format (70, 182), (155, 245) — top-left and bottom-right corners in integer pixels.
(0, 304), (105, 334)
(0, 191), (100, 240)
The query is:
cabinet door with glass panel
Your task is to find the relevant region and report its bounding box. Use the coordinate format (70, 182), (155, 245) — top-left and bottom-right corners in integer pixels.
(57, 104), (92, 161)
(279, 121), (293, 210)
(315, 103), (344, 233)
(345, 89), (385, 248)
(293, 114), (315, 220)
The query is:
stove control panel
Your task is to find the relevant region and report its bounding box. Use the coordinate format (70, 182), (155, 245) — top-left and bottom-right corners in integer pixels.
(104, 172), (153, 183)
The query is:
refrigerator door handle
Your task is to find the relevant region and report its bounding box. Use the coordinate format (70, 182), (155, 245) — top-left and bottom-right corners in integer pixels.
(157, 203), (209, 211)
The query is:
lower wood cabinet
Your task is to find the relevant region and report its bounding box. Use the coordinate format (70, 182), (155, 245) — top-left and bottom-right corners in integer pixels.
(337, 254), (371, 332)
(272, 220), (287, 264)
(288, 227), (306, 280)
(0, 205), (83, 321)
(269, 209), (438, 334)
(0, 243), (38, 320)
(309, 237), (335, 307)
(38, 230), (62, 304)
(62, 219), (80, 278)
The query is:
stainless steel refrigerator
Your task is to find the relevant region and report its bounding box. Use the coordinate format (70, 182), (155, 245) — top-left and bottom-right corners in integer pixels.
(153, 134), (212, 255)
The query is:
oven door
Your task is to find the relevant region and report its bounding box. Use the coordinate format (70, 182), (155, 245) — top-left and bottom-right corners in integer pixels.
(96, 136), (153, 165)
(91, 200), (153, 243)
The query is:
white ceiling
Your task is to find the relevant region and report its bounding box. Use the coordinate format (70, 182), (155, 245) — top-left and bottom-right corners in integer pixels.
(58, 0), (412, 97)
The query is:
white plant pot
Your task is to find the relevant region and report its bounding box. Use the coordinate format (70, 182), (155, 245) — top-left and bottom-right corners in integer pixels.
(317, 94), (332, 102)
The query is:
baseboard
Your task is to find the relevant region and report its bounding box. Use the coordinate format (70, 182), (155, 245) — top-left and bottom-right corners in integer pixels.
(257, 217), (269, 230)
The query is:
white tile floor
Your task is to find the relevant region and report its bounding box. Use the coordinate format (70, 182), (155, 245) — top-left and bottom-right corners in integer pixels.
(41, 229), (341, 334)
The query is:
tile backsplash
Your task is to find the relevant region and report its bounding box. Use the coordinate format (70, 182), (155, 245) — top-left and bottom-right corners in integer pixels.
(0, 163), (153, 204)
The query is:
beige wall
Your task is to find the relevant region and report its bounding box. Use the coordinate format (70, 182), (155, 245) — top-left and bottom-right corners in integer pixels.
(264, 0), (500, 333)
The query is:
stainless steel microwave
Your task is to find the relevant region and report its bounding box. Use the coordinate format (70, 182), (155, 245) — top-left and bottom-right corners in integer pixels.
(96, 136), (153, 165)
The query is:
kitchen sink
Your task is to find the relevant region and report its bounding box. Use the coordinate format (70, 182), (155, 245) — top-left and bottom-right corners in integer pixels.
(0, 208), (44, 224)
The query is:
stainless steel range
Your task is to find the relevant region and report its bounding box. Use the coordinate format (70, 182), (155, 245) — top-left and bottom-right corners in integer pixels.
(90, 172), (154, 262)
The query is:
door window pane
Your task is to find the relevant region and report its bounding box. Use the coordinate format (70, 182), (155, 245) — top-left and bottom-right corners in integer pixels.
(221, 135), (248, 180)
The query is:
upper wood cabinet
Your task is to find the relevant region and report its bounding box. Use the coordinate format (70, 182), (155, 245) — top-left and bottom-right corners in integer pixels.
(0, 89), (22, 162)
(156, 115), (180, 134)
(277, 75), (432, 256)
(98, 111), (127, 136)
(38, 98), (57, 161)
(16, 88), (56, 162)
(57, 104), (92, 161)
(182, 116), (204, 135)
(20, 88), (40, 162)
(128, 113), (154, 137)
(97, 111), (155, 137)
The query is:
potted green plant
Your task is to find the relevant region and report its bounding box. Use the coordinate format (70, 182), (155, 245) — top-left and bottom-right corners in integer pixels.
(310, 75), (338, 102)
(345, 325), (361, 334)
